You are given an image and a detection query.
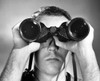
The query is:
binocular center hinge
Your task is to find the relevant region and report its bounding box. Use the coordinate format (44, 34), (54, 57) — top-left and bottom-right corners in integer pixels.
(49, 27), (58, 34)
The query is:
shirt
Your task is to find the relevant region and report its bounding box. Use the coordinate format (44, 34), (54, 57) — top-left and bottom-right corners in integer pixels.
(52, 51), (83, 81)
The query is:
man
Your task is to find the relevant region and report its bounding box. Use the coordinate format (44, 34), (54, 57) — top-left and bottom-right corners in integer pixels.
(0, 6), (100, 81)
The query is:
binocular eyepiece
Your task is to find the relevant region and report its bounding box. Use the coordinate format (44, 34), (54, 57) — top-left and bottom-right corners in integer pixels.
(19, 17), (89, 43)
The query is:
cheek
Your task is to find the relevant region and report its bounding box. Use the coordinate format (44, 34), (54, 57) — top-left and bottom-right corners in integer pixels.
(35, 48), (48, 64)
(35, 48), (51, 71)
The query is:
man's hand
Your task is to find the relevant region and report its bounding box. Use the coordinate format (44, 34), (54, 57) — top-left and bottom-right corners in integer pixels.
(12, 22), (40, 70)
(54, 22), (94, 54)
(54, 22), (100, 81)
(0, 22), (40, 81)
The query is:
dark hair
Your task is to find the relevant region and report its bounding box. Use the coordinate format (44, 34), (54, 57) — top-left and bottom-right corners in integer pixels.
(32, 6), (72, 21)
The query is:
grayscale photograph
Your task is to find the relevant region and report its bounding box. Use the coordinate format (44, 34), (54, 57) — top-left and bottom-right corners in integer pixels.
(0, 0), (100, 81)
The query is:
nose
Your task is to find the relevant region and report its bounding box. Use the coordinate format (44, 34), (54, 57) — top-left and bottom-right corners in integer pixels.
(48, 38), (59, 51)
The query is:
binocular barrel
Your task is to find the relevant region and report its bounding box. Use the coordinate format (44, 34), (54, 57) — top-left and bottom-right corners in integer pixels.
(19, 18), (41, 42)
(19, 17), (89, 42)
(67, 17), (89, 41)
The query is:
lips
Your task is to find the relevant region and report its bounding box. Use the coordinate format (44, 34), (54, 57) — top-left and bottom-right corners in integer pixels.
(46, 57), (61, 62)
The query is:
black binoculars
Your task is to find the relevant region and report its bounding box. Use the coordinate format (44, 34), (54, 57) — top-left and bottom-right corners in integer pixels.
(19, 17), (89, 43)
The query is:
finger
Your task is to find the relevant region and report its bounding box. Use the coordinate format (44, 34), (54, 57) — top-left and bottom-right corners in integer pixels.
(12, 22), (22, 40)
(88, 23), (94, 36)
(53, 36), (68, 49)
(53, 36), (63, 46)
(80, 22), (94, 44)
(12, 22), (27, 48)
(54, 36), (77, 51)
(21, 42), (40, 54)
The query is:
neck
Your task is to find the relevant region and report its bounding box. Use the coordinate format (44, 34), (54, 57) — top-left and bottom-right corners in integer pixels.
(34, 66), (56, 81)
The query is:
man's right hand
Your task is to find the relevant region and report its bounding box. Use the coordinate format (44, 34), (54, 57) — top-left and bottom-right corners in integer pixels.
(11, 22), (40, 71)
(0, 22), (40, 81)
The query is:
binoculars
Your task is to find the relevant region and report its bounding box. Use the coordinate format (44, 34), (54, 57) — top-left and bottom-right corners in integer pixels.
(19, 17), (89, 43)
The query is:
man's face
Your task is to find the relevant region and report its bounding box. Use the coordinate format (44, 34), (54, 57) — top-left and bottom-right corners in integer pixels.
(35, 15), (69, 76)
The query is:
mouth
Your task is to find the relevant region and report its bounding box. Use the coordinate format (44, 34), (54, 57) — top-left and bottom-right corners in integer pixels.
(47, 57), (61, 62)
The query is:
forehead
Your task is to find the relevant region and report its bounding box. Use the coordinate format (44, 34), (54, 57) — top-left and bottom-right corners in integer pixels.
(38, 15), (69, 28)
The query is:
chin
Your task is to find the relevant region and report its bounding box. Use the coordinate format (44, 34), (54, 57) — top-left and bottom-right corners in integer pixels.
(45, 64), (61, 75)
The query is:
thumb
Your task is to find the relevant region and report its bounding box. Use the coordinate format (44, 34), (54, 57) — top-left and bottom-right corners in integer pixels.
(11, 42), (40, 70)
(21, 42), (40, 55)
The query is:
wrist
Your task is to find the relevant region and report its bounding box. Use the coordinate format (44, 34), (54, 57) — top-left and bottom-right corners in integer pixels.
(75, 44), (96, 68)
(10, 49), (27, 71)
(75, 42), (93, 54)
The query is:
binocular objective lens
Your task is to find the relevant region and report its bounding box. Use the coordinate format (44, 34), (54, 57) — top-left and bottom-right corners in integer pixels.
(68, 18), (89, 41)
(19, 19), (40, 42)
